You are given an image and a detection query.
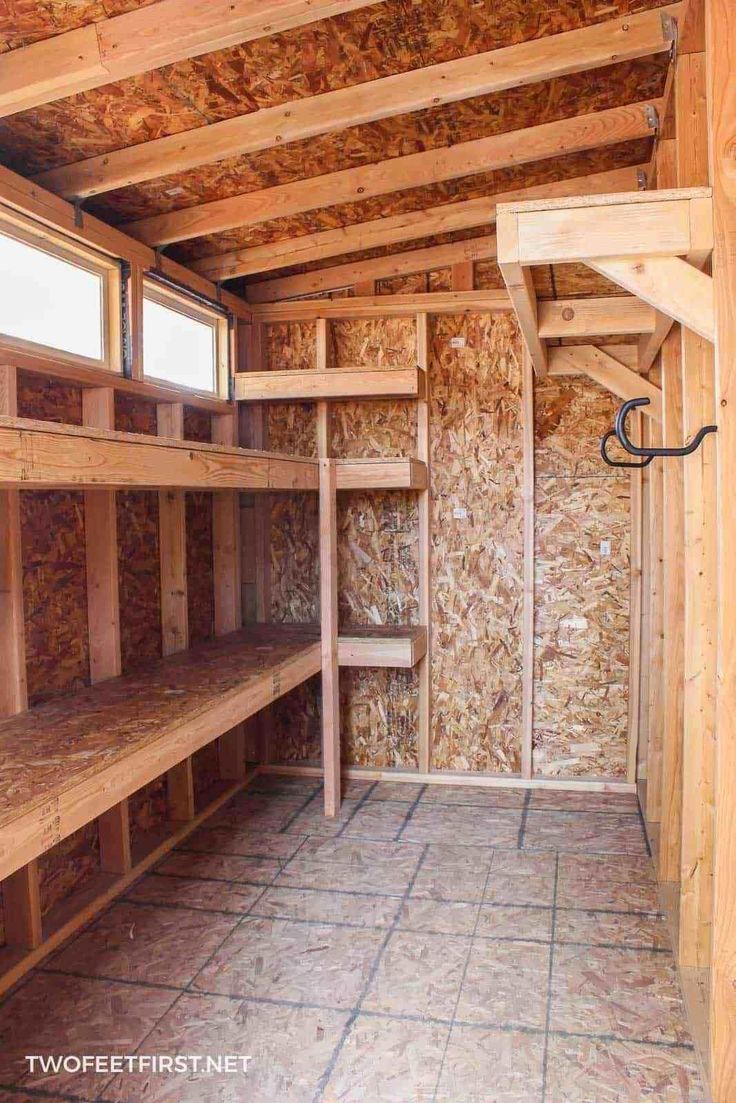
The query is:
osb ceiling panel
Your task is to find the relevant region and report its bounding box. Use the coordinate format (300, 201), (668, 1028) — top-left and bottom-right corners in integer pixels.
(0, 0), (155, 50)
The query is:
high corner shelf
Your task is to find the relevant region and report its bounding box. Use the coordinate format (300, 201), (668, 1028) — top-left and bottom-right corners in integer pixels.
(234, 364), (425, 402)
(497, 187), (714, 383)
(338, 625), (427, 669)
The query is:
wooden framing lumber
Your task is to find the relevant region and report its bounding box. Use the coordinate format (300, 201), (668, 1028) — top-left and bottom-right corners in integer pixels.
(646, 412), (665, 824)
(708, 2), (736, 1094)
(247, 237), (499, 302)
(2, 860), (42, 949)
(335, 457), (427, 490)
(234, 366), (426, 402)
(0, 367), (26, 716)
(537, 296), (655, 339)
(34, 11), (673, 200)
(0, 416), (319, 491)
(547, 346), (662, 419)
(627, 410), (644, 784)
(251, 292), (511, 322)
(497, 243), (547, 375)
(416, 312), (432, 775)
(338, 627), (427, 669)
(157, 403), (188, 663)
(548, 345), (639, 373)
(588, 256), (715, 343)
(167, 759), (196, 822)
(0, 0), (382, 118)
(212, 411), (244, 636)
(98, 802), (132, 874)
(124, 103), (658, 246)
(191, 166), (643, 281)
(319, 460), (340, 817)
(521, 346), (534, 779)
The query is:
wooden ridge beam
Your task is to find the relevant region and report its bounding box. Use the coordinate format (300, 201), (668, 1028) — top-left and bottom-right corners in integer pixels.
(124, 102), (659, 247)
(588, 256), (715, 343)
(246, 236), (499, 302)
(538, 295), (656, 338)
(0, 0), (382, 118)
(0, 416), (318, 490)
(547, 346), (662, 419)
(191, 166), (643, 281)
(34, 10), (675, 201)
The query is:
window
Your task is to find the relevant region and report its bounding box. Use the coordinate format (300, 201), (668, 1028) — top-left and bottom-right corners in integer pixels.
(0, 210), (120, 368)
(143, 280), (227, 395)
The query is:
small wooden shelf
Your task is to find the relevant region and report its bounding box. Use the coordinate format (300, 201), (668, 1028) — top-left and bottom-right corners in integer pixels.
(338, 626), (427, 668)
(335, 457), (427, 490)
(234, 365), (426, 402)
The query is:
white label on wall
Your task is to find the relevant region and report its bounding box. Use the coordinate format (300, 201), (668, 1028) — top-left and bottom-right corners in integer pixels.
(453, 507), (468, 520)
(600, 540), (612, 557)
(449, 336), (466, 349)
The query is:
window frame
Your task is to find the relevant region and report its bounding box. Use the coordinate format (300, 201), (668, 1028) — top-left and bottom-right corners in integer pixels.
(142, 278), (229, 399)
(0, 207), (122, 372)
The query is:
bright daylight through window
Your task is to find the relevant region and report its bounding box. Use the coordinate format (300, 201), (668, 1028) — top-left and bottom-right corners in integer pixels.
(143, 286), (221, 393)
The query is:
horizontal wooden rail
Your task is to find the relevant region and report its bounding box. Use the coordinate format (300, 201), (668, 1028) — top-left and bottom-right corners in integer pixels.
(249, 291), (513, 322)
(335, 458), (427, 490)
(235, 367), (426, 402)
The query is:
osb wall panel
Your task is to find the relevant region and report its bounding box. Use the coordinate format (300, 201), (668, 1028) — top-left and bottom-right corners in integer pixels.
(38, 824), (100, 917)
(271, 676), (322, 765)
(430, 313), (524, 772)
(341, 668), (419, 768)
(186, 492), (215, 645)
(533, 376), (630, 778)
(114, 395), (162, 673)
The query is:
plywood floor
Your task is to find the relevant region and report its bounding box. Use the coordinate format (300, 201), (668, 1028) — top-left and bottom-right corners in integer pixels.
(0, 778), (706, 1102)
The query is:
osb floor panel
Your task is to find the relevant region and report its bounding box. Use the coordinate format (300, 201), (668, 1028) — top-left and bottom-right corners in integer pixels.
(0, 778), (707, 1102)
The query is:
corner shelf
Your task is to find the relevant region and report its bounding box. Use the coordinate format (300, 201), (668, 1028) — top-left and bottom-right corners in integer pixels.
(335, 457), (427, 490)
(234, 365), (426, 402)
(338, 626), (427, 669)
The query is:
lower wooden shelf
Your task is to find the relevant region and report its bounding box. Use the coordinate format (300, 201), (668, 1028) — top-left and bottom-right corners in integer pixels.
(234, 365), (426, 402)
(335, 457), (427, 490)
(338, 626), (428, 668)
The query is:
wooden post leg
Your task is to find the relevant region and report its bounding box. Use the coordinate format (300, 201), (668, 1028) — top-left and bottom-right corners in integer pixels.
(0, 365), (27, 717)
(416, 312), (432, 774)
(218, 726), (247, 780)
(3, 860), (42, 950)
(319, 459), (340, 817)
(167, 758), (196, 822)
(99, 800), (132, 874)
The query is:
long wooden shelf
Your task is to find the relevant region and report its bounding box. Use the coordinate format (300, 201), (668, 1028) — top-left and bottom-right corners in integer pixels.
(338, 626), (427, 668)
(234, 365), (426, 402)
(335, 457), (427, 490)
(0, 415), (318, 490)
(0, 624), (320, 882)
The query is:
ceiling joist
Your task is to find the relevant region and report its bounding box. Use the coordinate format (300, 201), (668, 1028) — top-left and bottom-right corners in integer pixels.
(124, 101), (659, 247)
(33, 9), (675, 201)
(0, 0), (384, 119)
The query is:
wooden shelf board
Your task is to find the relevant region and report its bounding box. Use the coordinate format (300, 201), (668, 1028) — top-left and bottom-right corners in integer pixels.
(338, 626), (428, 668)
(0, 624), (320, 882)
(335, 457), (427, 490)
(234, 366), (426, 402)
(0, 415), (318, 490)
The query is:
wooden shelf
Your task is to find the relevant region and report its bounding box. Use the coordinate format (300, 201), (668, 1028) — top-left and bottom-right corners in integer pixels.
(0, 415), (318, 490)
(0, 624), (320, 882)
(234, 365), (426, 402)
(335, 457), (427, 490)
(338, 626), (427, 668)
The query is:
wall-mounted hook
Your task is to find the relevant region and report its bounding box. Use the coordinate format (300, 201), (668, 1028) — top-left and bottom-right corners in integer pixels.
(615, 397), (717, 458)
(600, 429), (654, 468)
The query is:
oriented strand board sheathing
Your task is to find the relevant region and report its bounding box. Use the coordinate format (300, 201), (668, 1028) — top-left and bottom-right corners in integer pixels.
(186, 491), (215, 645)
(37, 823), (100, 918)
(265, 321), (318, 457)
(271, 675), (323, 765)
(533, 377), (630, 778)
(430, 313), (524, 772)
(128, 777), (168, 843)
(192, 742), (221, 803)
(16, 372), (83, 424)
(270, 494), (320, 625)
(341, 667), (419, 767)
(114, 395), (162, 673)
(183, 406), (212, 443)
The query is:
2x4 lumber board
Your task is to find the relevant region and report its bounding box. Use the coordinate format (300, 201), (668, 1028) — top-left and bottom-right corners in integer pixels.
(0, 0), (383, 118)
(628, 410), (644, 784)
(0, 626), (321, 882)
(646, 411), (665, 824)
(538, 296), (655, 339)
(337, 627), (427, 669)
(234, 366), (425, 402)
(212, 411), (243, 636)
(335, 457), (427, 490)
(35, 10), (674, 201)
(547, 346), (662, 419)
(2, 860), (42, 949)
(248, 236), (498, 302)
(639, 140), (679, 373)
(320, 460), (340, 817)
(590, 256), (715, 343)
(0, 367), (26, 716)
(82, 388), (122, 684)
(191, 166), (643, 280)
(124, 102), (659, 247)
(416, 312), (432, 775)
(549, 344), (639, 373)
(98, 801), (132, 874)
(658, 326), (685, 886)
(315, 318), (332, 460)
(511, 191), (713, 265)
(0, 166), (250, 322)
(218, 727), (247, 780)
(0, 416), (318, 491)
(167, 758), (196, 822)
(521, 346), (534, 780)
(707, 2), (736, 1094)
(157, 403), (188, 659)
(497, 204), (548, 375)
(251, 292), (511, 322)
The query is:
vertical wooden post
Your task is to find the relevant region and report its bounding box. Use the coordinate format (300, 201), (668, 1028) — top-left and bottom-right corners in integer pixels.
(627, 410), (643, 784)
(98, 802), (132, 874)
(646, 403), (665, 823)
(637, 415), (652, 786)
(320, 458), (340, 816)
(127, 263), (145, 381)
(707, 1), (736, 1095)
(157, 402), (188, 656)
(0, 364), (27, 716)
(416, 312), (432, 775)
(521, 346), (534, 779)
(316, 317), (332, 458)
(3, 860), (42, 949)
(167, 758), (196, 822)
(450, 261), (474, 291)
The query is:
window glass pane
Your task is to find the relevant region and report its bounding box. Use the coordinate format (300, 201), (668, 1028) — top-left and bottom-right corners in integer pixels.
(143, 296), (217, 392)
(0, 230), (104, 360)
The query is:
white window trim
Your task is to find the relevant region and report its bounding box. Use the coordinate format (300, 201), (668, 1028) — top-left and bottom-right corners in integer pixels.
(142, 278), (229, 399)
(0, 206), (121, 372)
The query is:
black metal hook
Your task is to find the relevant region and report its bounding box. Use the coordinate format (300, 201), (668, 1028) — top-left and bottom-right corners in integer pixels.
(600, 429), (654, 468)
(615, 397), (717, 458)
